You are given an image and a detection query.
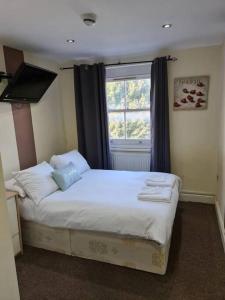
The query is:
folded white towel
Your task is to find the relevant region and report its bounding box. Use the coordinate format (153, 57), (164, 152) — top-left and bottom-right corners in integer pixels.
(138, 186), (172, 203)
(145, 175), (176, 188)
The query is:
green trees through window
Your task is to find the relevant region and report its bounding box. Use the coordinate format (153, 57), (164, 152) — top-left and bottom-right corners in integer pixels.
(106, 78), (150, 140)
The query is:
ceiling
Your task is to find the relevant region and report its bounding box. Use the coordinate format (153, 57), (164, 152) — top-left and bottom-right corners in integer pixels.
(0, 0), (225, 62)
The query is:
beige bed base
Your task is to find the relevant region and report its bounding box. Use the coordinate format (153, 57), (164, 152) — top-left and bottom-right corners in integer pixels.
(22, 220), (171, 275)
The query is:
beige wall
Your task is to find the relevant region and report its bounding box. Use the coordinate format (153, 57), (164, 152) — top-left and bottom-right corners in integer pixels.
(217, 42), (225, 224)
(59, 66), (77, 150)
(24, 52), (66, 163)
(0, 46), (66, 179)
(0, 47), (20, 178)
(60, 45), (222, 195)
(168, 46), (221, 195)
(0, 154), (20, 300)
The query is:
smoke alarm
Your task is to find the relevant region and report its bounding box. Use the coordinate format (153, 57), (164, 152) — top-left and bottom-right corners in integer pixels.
(82, 13), (97, 26)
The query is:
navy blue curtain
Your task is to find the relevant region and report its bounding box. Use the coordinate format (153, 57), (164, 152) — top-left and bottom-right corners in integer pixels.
(74, 63), (111, 169)
(150, 57), (171, 173)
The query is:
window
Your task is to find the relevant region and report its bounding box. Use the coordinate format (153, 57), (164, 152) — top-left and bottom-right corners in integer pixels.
(106, 76), (151, 148)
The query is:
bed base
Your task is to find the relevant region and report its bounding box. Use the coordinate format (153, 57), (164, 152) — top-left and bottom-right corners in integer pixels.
(22, 220), (171, 275)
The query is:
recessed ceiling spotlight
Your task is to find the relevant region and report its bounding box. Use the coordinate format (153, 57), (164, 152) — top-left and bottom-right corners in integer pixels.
(66, 39), (75, 43)
(162, 24), (172, 29)
(82, 13), (97, 26)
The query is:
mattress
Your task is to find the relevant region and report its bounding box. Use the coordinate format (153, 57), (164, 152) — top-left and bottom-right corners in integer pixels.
(19, 169), (180, 245)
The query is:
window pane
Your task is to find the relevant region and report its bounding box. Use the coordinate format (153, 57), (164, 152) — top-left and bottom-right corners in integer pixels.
(106, 81), (125, 109)
(126, 79), (150, 109)
(126, 111), (150, 139)
(108, 112), (125, 139)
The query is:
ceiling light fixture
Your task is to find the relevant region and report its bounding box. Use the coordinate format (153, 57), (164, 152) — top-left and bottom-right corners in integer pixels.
(82, 13), (97, 26)
(66, 39), (75, 43)
(162, 24), (172, 29)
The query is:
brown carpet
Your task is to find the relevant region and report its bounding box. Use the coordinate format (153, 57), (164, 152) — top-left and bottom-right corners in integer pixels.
(16, 202), (225, 300)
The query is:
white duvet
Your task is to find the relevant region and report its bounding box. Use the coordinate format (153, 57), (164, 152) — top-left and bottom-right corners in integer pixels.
(19, 169), (180, 245)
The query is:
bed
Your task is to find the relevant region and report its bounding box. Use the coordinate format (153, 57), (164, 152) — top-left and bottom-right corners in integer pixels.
(19, 169), (180, 275)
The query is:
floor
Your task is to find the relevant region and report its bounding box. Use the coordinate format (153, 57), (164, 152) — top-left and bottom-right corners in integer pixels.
(16, 202), (225, 300)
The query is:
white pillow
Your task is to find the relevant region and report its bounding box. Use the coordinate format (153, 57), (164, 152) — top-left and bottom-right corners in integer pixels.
(50, 150), (90, 174)
(13, 162), (58, 205)
(5, 178), (26, 198)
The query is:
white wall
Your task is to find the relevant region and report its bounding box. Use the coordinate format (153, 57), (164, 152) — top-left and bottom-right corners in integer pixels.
(60, 45), (222, 196)
(0, 46), (66, 178)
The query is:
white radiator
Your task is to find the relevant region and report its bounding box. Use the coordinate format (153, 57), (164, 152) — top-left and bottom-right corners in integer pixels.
(111, 150), (150, 171)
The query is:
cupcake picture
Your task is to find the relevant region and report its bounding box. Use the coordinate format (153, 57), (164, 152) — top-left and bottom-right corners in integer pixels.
(174, 76), (209, 110)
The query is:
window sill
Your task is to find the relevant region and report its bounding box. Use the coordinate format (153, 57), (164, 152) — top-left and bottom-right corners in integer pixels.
(110, 147), (151, 153)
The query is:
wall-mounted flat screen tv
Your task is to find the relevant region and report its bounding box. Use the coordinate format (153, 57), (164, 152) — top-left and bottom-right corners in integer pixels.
(0, 62), (57, 103)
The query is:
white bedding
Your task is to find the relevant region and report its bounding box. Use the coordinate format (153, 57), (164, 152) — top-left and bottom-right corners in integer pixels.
(19, 169), (180, 245)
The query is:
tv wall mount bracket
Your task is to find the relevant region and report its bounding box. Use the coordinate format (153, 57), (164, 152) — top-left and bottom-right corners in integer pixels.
(0, 71), (12, 82)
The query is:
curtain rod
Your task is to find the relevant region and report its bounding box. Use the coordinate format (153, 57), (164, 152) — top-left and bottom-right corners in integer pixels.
(60, 55), (177, 70)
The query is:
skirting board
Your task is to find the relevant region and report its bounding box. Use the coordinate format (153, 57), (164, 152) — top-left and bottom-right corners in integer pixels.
(215, 201), (225, 253)
(180, 192), (215, 204)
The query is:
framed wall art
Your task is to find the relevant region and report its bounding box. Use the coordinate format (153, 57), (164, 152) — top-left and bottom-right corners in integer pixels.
(174, 76), (209, 110)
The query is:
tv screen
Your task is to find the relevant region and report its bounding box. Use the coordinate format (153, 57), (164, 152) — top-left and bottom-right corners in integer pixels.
(0, 63), (57, 103)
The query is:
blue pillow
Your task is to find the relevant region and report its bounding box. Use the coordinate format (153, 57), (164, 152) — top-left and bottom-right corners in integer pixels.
(52, 162), (81, 191)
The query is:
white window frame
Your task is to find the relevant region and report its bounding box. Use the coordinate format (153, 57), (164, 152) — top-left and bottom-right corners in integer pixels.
(106, 73), (151, 151)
